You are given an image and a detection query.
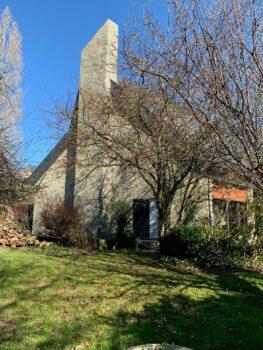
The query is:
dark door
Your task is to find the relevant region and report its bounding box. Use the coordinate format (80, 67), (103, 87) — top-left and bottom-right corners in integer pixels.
(27, 205), (34, 232)
(133, 199), (150, 238)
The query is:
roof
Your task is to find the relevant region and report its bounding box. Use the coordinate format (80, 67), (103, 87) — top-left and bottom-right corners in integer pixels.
(27, 132), (69, 185)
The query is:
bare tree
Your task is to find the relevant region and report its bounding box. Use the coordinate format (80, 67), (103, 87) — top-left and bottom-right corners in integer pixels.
(57, 75), (208, 236)
(120, 0), (263, 193)
(55, 0), (263, 234)
(0, 7), (28, 205)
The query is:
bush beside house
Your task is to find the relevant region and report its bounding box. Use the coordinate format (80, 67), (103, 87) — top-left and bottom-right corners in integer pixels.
(40, 198), (135, 251)
(40, 202), (94, 250)
(159, 226), (262, 271)
(38, 199), (262, 271)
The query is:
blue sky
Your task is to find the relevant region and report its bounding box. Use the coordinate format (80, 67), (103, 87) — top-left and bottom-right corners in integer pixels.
(2, 0), (166, 166)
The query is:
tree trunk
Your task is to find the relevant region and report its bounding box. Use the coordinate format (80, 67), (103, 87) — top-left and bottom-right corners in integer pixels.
(157, 199), (172, 237)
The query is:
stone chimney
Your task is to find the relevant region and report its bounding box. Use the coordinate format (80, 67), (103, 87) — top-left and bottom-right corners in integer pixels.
(79, 19), (118, 95)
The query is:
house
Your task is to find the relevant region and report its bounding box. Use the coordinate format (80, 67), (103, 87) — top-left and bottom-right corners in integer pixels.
(28, 20), (252, 238)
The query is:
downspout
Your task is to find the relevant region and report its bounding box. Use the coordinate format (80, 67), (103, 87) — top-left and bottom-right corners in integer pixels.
(208, 179), (214, 233)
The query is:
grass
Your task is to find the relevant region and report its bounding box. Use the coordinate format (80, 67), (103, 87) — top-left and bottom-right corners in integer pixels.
(0, 246), (262, 350)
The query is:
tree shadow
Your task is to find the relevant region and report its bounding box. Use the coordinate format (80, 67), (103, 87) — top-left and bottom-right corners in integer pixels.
(0, 248), (262, 349)
(100, 272), (263, 350)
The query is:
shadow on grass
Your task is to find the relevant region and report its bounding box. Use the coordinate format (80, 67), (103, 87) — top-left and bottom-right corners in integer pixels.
(0, 247), (262, 350)
(98, 273), (263, 350)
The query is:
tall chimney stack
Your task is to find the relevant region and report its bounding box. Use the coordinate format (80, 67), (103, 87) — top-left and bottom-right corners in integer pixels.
(79, 19), (118, 95)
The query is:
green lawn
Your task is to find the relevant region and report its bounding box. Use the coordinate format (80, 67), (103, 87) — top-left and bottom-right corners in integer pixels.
(0, 246), (262, 350)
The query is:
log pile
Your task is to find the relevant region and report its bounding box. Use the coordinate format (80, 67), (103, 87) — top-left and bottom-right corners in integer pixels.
(0, 209), (52, 248)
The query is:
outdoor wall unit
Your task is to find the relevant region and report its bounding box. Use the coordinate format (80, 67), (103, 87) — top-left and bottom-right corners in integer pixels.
(133, 199), (158, 239)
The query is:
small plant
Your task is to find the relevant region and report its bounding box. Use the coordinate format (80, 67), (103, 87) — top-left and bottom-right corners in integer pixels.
(68, 225), (94, 251)
(40, 201), (92, 250)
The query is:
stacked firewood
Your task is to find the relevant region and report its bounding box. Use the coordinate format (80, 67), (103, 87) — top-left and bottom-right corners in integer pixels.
(0, 210), (52, 248)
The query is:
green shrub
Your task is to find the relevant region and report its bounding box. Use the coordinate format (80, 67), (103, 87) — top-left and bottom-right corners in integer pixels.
(198, 233), (254, 270)
(159, 226), (205, 259)
(160, 225), (261, 271)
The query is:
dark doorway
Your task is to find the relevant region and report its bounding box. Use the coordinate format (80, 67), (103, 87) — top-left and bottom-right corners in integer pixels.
(27, 205), (34, 232)
(133, 199), (150, 238)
